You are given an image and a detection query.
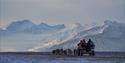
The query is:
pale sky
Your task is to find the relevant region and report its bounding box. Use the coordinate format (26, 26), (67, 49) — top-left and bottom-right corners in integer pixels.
(0, 0), (125, 28)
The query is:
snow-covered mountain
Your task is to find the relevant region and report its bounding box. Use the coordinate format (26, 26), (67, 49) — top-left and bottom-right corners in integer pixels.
(0, 28), (5, 34)
(52, 23), (85, 40)
(0, 20), (66, 52)
(1, 20), (65, 34)
(86, 20), (125, 51)
(28, 23), (86, 51)
(47, 20), (125, 52)
(1, 20), (125, 52)
(68, 23), (85, 35)
(0, 28), (9, 36)
(25, 23), (65, 34)
(7, 20), (36, 32)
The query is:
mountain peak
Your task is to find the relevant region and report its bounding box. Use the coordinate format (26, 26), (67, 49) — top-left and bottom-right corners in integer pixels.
(12, 20), (33, 25)
(4, 20), (66, 34)
(7, 20), (34, 27)
(104, 20), (118, 26)
(71, 23), (82, 28)
(39, 23), (49, 26)
(6, 20), (35, 32)
(19, 19), (31, 23)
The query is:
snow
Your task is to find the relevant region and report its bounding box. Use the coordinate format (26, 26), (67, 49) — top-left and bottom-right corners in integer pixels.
(0, 20), (125, 52)
(6, 20), (35, 32)
(0, 53), (125, 63)
(28, 40), (59, 52)
(5, 20), (65, 34)
(50, 20), (125, 52)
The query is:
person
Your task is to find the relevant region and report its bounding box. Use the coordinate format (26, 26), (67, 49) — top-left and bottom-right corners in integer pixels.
(77, 39), (87, 56)
(86, 39), (95, 52)
(78, 39), (87, 49)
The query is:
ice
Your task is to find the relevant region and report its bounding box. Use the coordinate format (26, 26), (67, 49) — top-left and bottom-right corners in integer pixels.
(0, 53), (125, 63)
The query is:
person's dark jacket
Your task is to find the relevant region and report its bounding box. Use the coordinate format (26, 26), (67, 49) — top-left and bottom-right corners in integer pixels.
(77, 39), (87, 49)
(87, 39), (95, 49)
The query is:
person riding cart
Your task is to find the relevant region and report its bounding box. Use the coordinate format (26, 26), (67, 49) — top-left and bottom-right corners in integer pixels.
(77, 39), (87, 56)
(77, 38), (95, 56)
(86, 39), (95, 52)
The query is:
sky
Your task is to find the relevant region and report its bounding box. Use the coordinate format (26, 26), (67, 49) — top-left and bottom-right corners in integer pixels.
(0, 0), (125, 28)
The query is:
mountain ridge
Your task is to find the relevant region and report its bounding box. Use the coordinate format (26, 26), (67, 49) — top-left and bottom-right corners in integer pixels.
(1, 20), (66, 34)
(46, 20), (125, 52)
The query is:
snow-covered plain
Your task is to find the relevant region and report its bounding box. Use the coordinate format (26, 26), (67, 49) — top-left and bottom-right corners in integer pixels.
(0, 52), (125, 63)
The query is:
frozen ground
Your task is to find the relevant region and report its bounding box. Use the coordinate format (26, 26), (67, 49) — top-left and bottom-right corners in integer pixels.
(0, 52), (125, 63)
